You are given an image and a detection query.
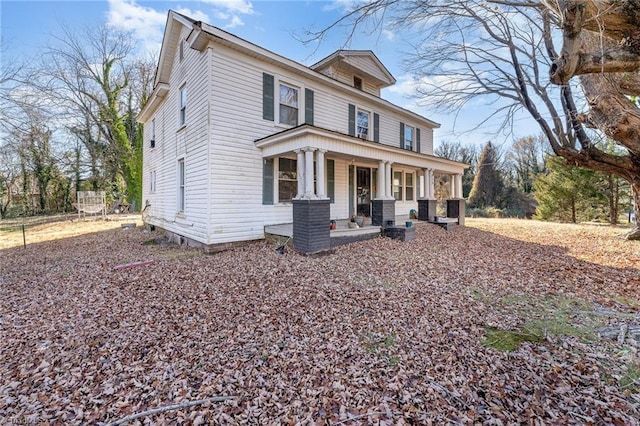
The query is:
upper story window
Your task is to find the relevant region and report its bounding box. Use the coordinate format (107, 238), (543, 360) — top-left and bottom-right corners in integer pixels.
(279, 83), (299, 126)
(354, 76), (363, 90)
(179, 86), (187, 127)
(357, 109), (370, 139)
(151, 118), (156, 148)
(404, 125), (414, 150)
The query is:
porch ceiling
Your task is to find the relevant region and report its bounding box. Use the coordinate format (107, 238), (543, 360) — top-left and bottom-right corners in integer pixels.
(255, 124), (468, 175)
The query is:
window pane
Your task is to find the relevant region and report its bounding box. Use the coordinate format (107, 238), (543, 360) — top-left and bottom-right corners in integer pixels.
(278, 158), (297, 202)
(357, 110), (369, 138)
(280, 85), (298, 107)
(393, 171), (402, 201)
(278, 180), (297, 202)
(279, 105), (298, 126)
(404, 126), (413, 150)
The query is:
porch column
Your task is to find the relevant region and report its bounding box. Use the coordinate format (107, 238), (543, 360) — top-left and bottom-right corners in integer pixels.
(450, 174), (456, 199)
(303, 147), (316, 199)
(455, 174), (463, 198)
(295, 149), (305, 199)
(376, 160), (385, 199)
(418, 167), (437, 222)
(385, 161), (393, 199)
(315, 149), (327, 199)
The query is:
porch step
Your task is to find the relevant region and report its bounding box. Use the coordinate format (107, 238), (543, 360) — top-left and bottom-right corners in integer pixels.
(330, 226), (382, 248)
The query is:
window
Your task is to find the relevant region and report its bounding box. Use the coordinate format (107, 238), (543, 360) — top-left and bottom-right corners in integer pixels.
(404, 125), (414, 150)
(149, 171), (156, 193)
(178, 159), (185, 212)
(357, 109), (370, 139)
(179, 86), (187, 127)
(278, 158), (297, 202)
(354, 76), (363, 90)
(393, 171), (403, 201)
(279, 84), (298, 126)
(150, 118), (156, 148)
(405, 173), (414, 201)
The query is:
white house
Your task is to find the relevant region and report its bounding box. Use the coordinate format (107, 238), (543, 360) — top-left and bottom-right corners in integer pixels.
(138, 11), (468, 253)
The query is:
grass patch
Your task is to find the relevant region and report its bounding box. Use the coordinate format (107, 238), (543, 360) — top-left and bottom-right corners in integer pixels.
(483, 327), (543, 351)
(481, 294), (602, 351)
(620, 363), (640, 392)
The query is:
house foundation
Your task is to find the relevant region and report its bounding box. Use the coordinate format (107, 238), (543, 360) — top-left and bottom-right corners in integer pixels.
(417, 199), (437, 222)
(371, 199), (396, 227)
(447, 198), (466, 226)
(292, 198), (331, 254)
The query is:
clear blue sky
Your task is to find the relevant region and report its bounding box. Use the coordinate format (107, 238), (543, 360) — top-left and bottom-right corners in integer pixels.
(0, 0), (536, 146)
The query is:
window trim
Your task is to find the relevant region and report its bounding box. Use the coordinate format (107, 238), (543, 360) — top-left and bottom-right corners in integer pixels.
(150, 118), (156, 148)
(277, 157), (298, 203)
(149, 170), (156, 194)
(177, 159), (185, 213)
(179, 85), (187, 128)
(356, 107), (371, 140)
(404, 125), (414, 151)
(354, 75), (363, 90)
(393, 170), (403, 201)
(405, 172), (415, 201)
(278, 81), (300, 127)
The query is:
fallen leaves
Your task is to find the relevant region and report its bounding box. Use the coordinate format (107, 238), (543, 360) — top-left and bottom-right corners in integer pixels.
(0, 218), (639, 424)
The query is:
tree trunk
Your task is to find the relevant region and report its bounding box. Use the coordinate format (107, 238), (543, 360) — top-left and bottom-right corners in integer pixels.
(625, 183), (640, 240)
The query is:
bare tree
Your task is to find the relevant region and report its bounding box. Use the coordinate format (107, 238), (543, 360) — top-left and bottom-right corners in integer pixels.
(305, 0), (640, 238)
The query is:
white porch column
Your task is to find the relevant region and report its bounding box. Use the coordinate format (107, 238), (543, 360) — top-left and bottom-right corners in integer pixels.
(295, 149), (305, 199)
(376, 160), (385, 200)
(385, 162), (393, 199)
(422, 168), (433, 199)
(455, 174), (463, 198)
(315, 149), (326, 199)
(304, 147), (316, 198)
(450, 174), (456, 199)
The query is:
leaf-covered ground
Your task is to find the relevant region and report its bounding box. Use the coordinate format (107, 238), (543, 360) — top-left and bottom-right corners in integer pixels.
(1, 219), (639, 424)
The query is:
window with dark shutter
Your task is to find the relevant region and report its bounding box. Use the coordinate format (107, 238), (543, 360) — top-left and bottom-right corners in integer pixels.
(262, 158), (274, 205)
(348, 104), (356, 137)
(416, 128), (421, 153)
(262, 73), (274, 121)
(399, 122), (405, 149)
(305, 88), (314, 125)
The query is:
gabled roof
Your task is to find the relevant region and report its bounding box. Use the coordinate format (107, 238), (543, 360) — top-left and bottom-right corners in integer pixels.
(310, 50), (396, 88)
(139, 11), (437, 129)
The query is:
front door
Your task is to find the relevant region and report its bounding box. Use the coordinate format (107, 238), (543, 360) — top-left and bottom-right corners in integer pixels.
(356, 167), (371, 216)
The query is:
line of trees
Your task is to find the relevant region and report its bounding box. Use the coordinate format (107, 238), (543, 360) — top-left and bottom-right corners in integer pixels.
(0, 25), (154, 218)
(435, 137), (632, 224)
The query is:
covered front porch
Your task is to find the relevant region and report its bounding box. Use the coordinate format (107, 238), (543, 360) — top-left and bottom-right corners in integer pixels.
(256, 125), (468, 253)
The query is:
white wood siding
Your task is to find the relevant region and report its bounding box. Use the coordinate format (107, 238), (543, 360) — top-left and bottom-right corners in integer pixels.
(344, 56), (388, 84)
(143, 22), (447, 247)
(142, 26), (210, 244)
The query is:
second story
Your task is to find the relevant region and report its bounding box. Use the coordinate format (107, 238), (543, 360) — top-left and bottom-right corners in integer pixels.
(138, 11), (440, 158)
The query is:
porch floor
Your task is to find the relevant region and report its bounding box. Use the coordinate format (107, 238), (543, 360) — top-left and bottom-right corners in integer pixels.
(264, 214), (414, 239)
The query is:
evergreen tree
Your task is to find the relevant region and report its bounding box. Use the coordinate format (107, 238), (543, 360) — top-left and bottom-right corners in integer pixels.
(468, 142), (504, 209)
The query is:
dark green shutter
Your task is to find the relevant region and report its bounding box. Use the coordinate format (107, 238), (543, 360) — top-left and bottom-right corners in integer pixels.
(305, 88), (314, 125)
(416, 128), (421, 153)
(327, 159), (335, 203)
(399, 122), (405, 149)
(262, 158), (274, 205)
(373, 113), (380, 142)
(348, 104), (356, 136)
(262, 73), (274, 121)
